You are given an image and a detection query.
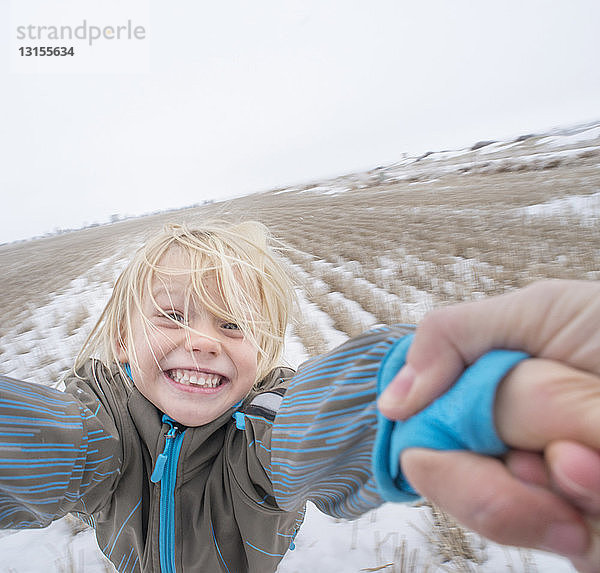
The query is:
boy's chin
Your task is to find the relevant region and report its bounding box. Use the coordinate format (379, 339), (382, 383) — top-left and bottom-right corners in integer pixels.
(164, 406), (229, 427)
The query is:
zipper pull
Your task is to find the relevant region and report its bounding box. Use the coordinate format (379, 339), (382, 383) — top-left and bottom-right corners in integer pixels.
(151, 452), (168, 483)
(151, 419), (180, 483)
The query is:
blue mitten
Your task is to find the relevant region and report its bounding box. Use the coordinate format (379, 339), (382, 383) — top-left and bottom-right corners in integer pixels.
(373, 334), (528, 501)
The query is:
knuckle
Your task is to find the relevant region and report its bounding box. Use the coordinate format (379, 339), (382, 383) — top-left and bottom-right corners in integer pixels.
(419, 307), (455, 336)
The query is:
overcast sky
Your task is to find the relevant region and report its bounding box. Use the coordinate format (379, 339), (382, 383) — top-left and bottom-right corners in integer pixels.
(1, 1), (599, 244)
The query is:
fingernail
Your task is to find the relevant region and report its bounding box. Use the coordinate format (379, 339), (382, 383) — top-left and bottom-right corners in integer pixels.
(378, 364), (416, 417)
(553, 465), (600, 515)
(541, 522), (588, 556)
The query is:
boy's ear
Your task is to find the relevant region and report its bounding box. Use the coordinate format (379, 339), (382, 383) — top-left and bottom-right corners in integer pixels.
(116, 331), (129, 363)
(116, 344), (128, 363)
(116, 342), (128, 363)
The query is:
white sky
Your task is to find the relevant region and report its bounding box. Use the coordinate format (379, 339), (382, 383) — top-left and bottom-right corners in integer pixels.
(1, 0), (599, 244)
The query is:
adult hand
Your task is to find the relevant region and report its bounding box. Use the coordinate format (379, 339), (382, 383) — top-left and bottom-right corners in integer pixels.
(402, 446), (600, 572)
(400, 357), (600, 571)
(377, 279), (600, 570)
(378, 279), (600, 420)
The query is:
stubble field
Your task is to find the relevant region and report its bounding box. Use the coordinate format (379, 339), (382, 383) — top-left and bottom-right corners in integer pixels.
(0, 122), (599, 571)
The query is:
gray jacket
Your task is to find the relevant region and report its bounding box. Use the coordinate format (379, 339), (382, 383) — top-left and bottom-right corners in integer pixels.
(0, 326), (414, 572)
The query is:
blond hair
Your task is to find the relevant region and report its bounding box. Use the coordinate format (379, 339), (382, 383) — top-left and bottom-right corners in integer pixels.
(75, 221), (296, 386)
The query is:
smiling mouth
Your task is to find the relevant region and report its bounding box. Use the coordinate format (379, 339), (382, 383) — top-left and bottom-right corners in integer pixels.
(167, 369), (225, 389)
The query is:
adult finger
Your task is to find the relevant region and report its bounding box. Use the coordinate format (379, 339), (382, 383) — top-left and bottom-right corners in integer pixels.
(546, 441), (600, 572)
(505, 447), (600, 573)
(401, 447), (590, 558)
(546, 441), (600, 516)
(378, 280), (600, 420)
(505, 449), (551, 488)
(494, 360), (600, 452)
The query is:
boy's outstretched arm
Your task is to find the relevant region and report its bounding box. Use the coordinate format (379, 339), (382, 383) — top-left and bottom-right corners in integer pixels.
(402, 359), (600, 573)
(0, 371), (122, 528)
(268, 322), (600, 570)
(269, 326), (538, 518)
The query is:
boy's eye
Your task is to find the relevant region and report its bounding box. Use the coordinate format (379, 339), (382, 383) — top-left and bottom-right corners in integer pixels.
(164, 310), (186, 323)
(222, 322), (240, 331)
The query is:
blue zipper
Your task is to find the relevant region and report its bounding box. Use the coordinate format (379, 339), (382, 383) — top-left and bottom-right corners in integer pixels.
(151, 415), (186, 573)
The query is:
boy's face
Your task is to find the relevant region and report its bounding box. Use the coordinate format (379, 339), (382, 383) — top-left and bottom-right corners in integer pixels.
(120, 248), (259, 426)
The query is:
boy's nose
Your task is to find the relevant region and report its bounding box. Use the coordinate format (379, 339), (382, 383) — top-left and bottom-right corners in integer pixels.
(183, 327), (222, 355)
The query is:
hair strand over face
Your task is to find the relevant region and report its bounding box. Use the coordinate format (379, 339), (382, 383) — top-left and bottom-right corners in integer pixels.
(74, 221), (296, 387)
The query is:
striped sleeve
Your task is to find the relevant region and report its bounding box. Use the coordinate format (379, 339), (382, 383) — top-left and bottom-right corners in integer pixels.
(0, 374), (121, 528)
(270, 325), (414, 519)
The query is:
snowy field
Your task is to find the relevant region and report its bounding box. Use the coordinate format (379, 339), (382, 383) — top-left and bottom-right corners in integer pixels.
(1, 120), (599, 572)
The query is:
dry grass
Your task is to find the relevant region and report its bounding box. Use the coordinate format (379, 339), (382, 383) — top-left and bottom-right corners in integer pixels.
(369, 533), (429, 573)
(3, 154), (597, 327)
(0, 133), (598, 571)
(290, 311), (332, 357)
(320, 295), (374, 337)
(419, 503), (487, 570)
(65, 305), (90, 337)
(12, 318), (36, 337)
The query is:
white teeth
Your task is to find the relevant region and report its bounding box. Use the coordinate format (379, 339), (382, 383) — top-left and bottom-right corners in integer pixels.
(170, 370), (221, 388)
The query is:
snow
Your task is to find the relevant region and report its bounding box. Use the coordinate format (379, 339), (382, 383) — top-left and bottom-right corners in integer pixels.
(477, 140), (522, 155)
(292, 286), (350, 350)
(1, 123), (596, 571)
(519, 191), (600, 226)
(0, 502), (576, 572)
(282, 326), (310, 369)
(279, 119), (600, 195)
(277, 126), (600, 197)
(0, 253), (130, 386)
(0, 520), (113, 572)
(277, 502), (576, 573)
(536, 125), (600, 148)
(0, 271), (579, 572)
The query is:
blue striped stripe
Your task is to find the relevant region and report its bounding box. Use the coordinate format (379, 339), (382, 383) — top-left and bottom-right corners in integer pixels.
(104, 497), (142, 557)
(248, 439), (271, 453)
(120, 546), (136, 573)
(245, 540), (287, 557)
(0, 415), (81, 429)
(268, 329), (408, 519)
(0, 398), (81, 419)
(211, 522), (231, 573)
(0, 381), (74, 406)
